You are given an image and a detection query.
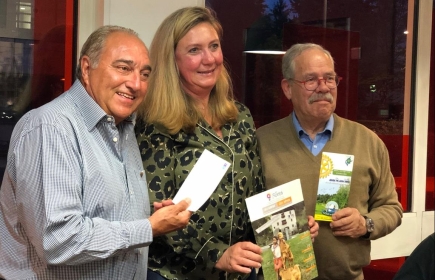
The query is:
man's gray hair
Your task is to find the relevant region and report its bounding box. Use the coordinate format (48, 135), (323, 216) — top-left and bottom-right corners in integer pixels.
(76, 25), (139, 80)
(282, 43), (334, 80)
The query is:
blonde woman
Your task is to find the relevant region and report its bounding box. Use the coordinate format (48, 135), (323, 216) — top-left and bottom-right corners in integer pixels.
(135, 6), (264, 280)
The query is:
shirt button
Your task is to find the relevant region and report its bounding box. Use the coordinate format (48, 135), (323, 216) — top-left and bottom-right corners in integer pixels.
(107, 117), (112, 122)
(140, 171), (144, 177)
(113, 137), (118, 142)
(313, 145), (317, 148)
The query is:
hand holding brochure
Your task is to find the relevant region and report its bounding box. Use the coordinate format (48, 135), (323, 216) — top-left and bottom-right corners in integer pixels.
(172, 149), (231, 211)
(314, 152), (354, 221)
(245, 179), (318, 280)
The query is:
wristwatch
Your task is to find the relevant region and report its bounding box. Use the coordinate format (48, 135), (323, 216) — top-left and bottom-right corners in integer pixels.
(363, 216), (374, 237)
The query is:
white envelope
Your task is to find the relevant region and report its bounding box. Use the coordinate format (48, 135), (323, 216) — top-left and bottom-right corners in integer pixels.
(172, 149), (231, 211)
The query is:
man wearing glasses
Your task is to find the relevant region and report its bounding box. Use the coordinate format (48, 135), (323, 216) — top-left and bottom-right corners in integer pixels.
(256, 43), (403, 280)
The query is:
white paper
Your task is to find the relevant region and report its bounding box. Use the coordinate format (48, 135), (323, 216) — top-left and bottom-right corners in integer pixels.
(245, 179), (304, 222)
(172, 149), (231, 211)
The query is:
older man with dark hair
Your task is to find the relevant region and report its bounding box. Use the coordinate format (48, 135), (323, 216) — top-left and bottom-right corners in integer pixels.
(0, 25), (191, 280)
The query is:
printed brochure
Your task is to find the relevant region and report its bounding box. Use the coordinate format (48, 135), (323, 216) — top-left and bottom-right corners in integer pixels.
(246, 179), (318, 280)
(314, 152), (354, 221)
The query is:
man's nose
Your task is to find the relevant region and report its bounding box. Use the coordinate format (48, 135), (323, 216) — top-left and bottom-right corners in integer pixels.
(126, 71), (141, 90)
(316, 78), (330, 92)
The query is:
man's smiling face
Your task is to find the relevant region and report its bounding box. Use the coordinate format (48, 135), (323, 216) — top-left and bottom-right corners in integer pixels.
(81, 31), (151, 124)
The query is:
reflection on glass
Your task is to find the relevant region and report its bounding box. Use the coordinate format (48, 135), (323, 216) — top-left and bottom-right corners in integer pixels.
(208, 0), (410, 209)
(0, 0), (72, 181)
(16, 1), (32, 29)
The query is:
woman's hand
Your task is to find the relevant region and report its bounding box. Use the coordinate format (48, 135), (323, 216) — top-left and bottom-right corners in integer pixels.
(215, 241), (262, 274)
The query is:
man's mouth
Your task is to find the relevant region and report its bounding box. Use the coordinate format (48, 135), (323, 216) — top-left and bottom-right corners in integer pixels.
(116, 92), (135, 100)
(309, 98), (330, 104)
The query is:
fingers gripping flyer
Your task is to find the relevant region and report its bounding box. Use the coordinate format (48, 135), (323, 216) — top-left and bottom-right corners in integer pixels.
(246, 179), (318, 280)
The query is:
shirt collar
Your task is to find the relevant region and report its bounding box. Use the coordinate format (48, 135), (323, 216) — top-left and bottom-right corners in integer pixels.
(292, 112), (334, 138)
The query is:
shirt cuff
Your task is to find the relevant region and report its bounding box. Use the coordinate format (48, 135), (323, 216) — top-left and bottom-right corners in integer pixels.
(124, 219), (153, 248)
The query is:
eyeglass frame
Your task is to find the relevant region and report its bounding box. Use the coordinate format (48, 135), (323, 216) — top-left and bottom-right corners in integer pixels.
(288, 75), (343, 91)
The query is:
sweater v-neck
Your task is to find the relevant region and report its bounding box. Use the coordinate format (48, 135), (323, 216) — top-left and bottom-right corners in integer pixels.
(286, 114), (331, 162)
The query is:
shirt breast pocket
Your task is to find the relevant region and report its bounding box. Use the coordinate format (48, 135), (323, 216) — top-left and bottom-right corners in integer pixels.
(135, 169), (150, 217)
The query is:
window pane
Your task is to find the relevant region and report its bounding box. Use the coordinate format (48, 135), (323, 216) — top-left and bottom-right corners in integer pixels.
(207, 0), (411, 212)
(206, 1), (414, 278)
(0, 0), (75, 180)
(0, 0), (6, 28)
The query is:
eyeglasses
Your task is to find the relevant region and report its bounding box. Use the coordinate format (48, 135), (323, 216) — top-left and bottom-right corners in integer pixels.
(289, 75), (342, 91)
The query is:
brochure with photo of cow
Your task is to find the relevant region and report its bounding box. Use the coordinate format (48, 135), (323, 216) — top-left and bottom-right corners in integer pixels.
(246, 179), (318, 280)
(314, 152), (354, 222)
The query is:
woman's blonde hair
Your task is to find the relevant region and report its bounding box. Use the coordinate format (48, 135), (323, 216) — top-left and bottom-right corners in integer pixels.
(137, 6), (238, 134)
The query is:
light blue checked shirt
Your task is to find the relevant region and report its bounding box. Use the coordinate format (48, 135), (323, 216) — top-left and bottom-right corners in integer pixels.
(0, 80), (152, 279)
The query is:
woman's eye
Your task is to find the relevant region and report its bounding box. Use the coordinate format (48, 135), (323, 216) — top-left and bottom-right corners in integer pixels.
(188, 48), (199, 53)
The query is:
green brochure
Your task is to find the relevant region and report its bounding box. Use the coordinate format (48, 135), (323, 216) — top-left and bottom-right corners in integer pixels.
(314, 152), (354, 221)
